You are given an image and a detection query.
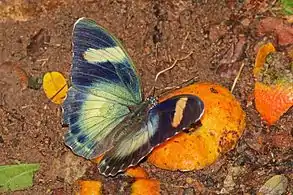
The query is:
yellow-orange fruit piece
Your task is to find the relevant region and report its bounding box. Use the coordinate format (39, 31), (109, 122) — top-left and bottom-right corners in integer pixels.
(125, 166), (149, 179)
(77, 180), (102, 195)
(148, 83), (246, 171)
(253, 42), (276, 78)
(131, 179), (160, 195)
(254, 82), (293, 125)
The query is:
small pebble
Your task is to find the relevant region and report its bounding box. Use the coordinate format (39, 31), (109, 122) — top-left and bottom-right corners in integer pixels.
(183, 187), (195, 195)
(185, 177), (194, 184)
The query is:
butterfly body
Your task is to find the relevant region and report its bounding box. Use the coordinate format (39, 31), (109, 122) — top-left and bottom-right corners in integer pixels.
(62, 18), (205, 176)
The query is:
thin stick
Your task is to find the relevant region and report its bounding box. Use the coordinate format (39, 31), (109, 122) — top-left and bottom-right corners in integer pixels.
(154, 51), (193, 83)
(145, 51), (194, 98)
(155, 43), (159, 66)
(230, 62), (245, 93)
(181, 32), (190, 50)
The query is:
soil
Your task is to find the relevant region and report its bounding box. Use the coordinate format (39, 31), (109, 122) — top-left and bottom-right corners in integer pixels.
(0, 0), (292, 194)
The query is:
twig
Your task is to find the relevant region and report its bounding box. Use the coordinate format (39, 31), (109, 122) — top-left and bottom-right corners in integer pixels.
(37, 58), (49, 67)
(146, 51), (194, 98)
(155, 42), (159, 67)
(154, 51), (193, 83)
(230, 62), (245, 93)
(181, 32), (190, 50)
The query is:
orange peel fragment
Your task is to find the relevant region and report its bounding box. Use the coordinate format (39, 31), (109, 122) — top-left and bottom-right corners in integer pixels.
(148, 82), (246, 171)
(253, 42), (276, 77)
(77, 180), (102, 195)
(131, 179), (160, 195)
(254, 82), (293, 125)
(125, 166), (149, 179)
(253, 42), (293, 125)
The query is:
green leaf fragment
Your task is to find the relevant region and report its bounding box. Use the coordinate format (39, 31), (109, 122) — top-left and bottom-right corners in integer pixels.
(281, 0), (293, 15)
(0, 164), (40, 192)
(28, 76), (43, 90)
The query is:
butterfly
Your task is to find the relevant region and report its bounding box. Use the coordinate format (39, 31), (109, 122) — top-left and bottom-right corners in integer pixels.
(62, 17), (205, 176)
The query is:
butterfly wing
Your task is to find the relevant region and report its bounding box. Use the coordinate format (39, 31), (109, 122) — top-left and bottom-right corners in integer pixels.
(98, 95), (204, 176)
(62, 18), (142, 159)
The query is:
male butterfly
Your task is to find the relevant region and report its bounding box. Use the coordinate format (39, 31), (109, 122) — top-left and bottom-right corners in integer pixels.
(62, 18), (205, 176)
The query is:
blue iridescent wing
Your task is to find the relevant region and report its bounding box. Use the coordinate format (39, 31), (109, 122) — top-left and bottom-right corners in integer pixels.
(98, 95), (205, 176)
(71, 18), (142, 104)
(62, 18), (142, 159)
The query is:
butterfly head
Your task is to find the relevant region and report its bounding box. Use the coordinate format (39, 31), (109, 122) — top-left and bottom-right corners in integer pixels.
(146, 96), (158, 107)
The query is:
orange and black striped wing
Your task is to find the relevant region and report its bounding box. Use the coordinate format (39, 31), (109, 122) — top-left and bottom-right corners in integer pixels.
(98, 95), (204, 176)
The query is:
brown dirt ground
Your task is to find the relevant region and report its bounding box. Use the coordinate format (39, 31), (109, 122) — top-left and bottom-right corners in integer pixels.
(0, 0), (292, 194)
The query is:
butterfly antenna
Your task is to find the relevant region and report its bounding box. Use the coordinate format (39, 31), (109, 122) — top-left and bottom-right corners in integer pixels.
(156, 75), (198, 98)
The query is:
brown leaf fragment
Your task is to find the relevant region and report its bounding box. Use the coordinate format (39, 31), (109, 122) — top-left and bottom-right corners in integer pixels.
(258, 17), (293, 46)
(52, 188), (65, 195)
(27, 29), (50, 57)
(267, 132), (293, 149)
(219, 35), (246, 64)
(209, 23), (228, 42)
(217, 35), (246, 78)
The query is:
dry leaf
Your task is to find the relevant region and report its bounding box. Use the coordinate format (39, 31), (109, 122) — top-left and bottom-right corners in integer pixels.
(42, 71), (68, 104)
(258, 175), (288, 195)
(258, 17), (293, 46)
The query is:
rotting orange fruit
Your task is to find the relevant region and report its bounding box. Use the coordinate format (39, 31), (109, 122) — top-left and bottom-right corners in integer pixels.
(131, 179), (160, 195)
(77, 180), (102, 195)
(148, 82), (246, 171)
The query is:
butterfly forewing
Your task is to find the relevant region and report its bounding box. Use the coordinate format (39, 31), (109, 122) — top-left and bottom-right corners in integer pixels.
(71, 18), (142, 104)
(62, 18), (142, 159)
(98, 95), (204, 176)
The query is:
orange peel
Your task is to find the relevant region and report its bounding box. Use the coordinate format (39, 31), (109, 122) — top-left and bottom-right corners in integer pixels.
(253, 42), (293, 125)
(148, 82), (246, 171)
(253, 42), (276, 78)
(125, 166), (149, 179)
(131, 179), (160, 195)
(254, 82), (293, 125)
(77, 180), (102, 195)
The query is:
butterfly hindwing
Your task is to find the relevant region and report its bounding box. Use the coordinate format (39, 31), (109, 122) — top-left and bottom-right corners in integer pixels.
(62, 18), (142, 159)
(63, 88), (130, 159)
(98, 95), (204, 176)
